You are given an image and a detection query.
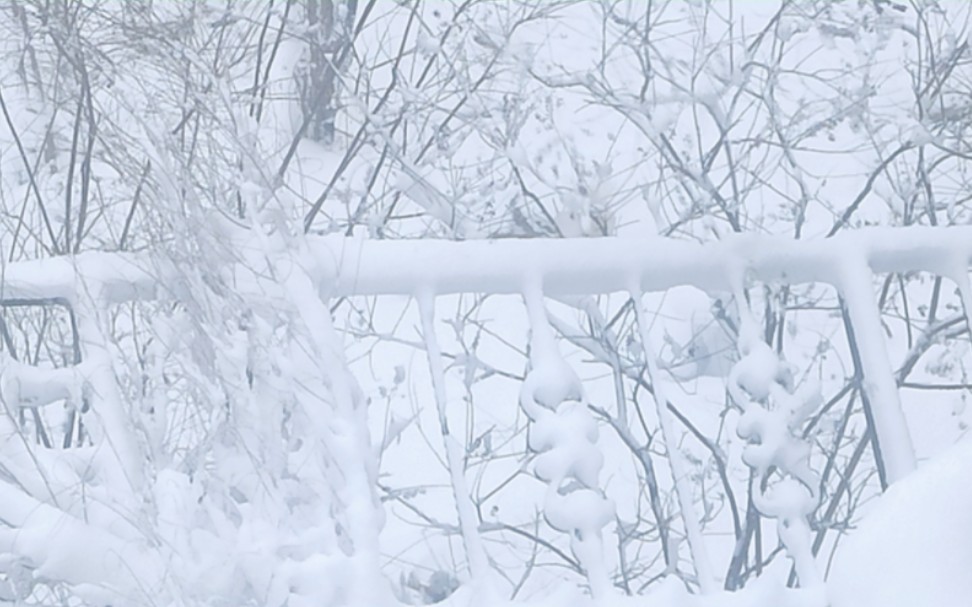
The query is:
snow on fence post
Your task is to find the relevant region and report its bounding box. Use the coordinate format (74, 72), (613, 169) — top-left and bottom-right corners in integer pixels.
(629, 285), (718, 594)
(837, 255), (917, 485)
(726, 277), (824, 590)
(520, 284), (615, 599)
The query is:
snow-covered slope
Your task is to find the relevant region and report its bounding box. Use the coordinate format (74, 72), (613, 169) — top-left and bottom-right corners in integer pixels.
(829, 437), (972, 607)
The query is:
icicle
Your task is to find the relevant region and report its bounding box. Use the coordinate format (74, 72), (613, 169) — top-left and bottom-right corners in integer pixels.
(417, 291), (496, 600)
(629, 284), (718, 594)
(520, 283), (614, 599)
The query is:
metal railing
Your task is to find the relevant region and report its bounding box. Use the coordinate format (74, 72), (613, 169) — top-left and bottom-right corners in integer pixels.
(0, 225), (970, 603)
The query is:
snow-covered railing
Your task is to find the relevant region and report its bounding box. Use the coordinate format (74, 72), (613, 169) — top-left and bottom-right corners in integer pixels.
(6, 227), (971, 300)
(1, 226), (971, 605)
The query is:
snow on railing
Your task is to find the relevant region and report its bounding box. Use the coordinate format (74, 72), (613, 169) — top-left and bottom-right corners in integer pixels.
(0, 226), (971, 604)
(727, 284), (824, 589)
(520, 283), (614, 598)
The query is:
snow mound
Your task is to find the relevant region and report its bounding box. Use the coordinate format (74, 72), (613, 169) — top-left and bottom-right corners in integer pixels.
(437, 575), (825, 607)
(829, 437), (972, 607)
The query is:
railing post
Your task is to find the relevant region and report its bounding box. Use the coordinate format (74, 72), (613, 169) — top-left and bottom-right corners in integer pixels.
(630, 285), (718, 594)
(418, 292), (496, 600)
(838, 257), (917, 485)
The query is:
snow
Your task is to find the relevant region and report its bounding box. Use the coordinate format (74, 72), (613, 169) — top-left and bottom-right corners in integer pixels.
(632, 284), (719, 594)
(309, 227), (972, 298)
(0, 355), (82, 409)
(838, 256), (917, 483)
(520, 286), (614, 598)
(1, 224), (970, 602)
(281, 250), (395, 606)
(3, 1), (972, 603)
(370, 422), (972, 607)
(0, 481), (164, 603)
(829, 436), (972, 607)
(430, 571), (829, 607)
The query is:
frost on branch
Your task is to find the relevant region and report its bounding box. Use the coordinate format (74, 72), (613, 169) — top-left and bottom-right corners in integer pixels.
(520, 286), (614, 599)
